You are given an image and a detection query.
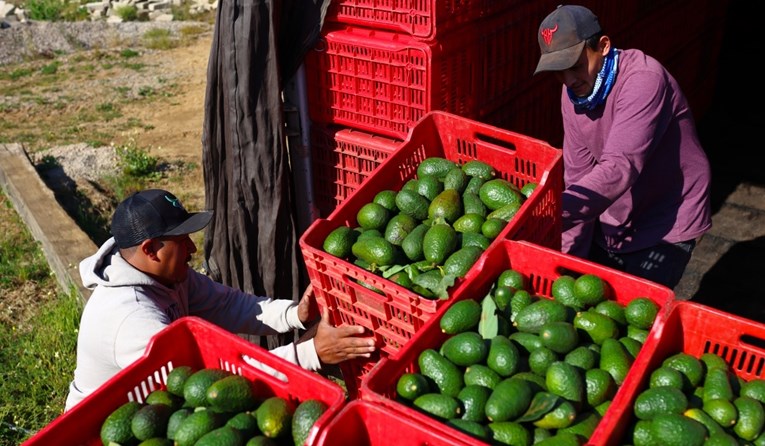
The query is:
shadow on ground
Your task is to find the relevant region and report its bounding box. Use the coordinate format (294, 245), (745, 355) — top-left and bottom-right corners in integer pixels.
(692, 236), (765, 322)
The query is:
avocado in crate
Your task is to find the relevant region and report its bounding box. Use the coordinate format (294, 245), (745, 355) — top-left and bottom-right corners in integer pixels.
(359, 240), (675, 446)
(101, 373), (327, 446)
(23, 317), (345, 446)
(385, 273), (657, 444)
(615, 301), (765, 446)
(322, 156), (533, 301)
(300, 111), (563, 399)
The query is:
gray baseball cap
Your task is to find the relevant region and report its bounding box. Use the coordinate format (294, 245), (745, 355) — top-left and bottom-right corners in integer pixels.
(534, 5), (601, 74)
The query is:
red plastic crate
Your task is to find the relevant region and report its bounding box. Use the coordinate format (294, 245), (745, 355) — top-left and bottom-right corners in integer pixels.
(602, 301), (765, 446)
(324, 0), (515, 41)
(620, 0), (723, 67)
(482, 77), (564, 148)
(314, 399), (462, 445)
(306, 2), (550, 140)
(23, 317), (346, 446)
(306, 24), (474, 139)
(311, 124), (401, 218)
(299, 112), (562, 397)
(360, 239), (676, 446)
(324, 0), (668, 44)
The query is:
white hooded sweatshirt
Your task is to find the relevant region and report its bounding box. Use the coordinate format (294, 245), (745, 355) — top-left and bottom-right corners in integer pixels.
(64, 237), (320, 411)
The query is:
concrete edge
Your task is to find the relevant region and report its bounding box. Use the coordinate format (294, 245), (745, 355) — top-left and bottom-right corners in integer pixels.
(0, 143), (96, 301)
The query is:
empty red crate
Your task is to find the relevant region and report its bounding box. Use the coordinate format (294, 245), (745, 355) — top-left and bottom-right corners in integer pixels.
(311, 124), (401, 218)
(620, 0), (724, 67)
(323, 0), (658, 45)
(23, 317), (346, 446)
(313, 399), (461, 445)
(306, 2), (550, 139)
(360, 239), (676, 446)
(299, 112), (562, 397)
(324, 0), (514, 41)
(482, 77), (564, 148)
(305, 24), (474, 139)
(601, 301), (765, 446)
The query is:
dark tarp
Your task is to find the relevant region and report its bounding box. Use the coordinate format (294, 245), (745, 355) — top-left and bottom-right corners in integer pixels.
(201, 0), (328, 307)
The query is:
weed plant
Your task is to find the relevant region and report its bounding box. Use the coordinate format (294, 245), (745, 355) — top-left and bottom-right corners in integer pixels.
(114, 4), (138, 21)
(23, 0), (89, 21)
(143, 28), (177, 50)
(103, 140), (161, 200)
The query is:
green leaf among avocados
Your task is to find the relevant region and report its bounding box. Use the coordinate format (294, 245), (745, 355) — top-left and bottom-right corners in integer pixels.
(478, 292), (498, 339)
(516, 392), (563, 422)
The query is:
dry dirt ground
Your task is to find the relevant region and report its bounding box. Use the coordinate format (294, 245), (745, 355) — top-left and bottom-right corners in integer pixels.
(1, 20), (214, 305)
(1, 20), (214, 206)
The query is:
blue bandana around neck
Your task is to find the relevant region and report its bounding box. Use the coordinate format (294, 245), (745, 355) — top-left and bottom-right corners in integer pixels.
(568, 47), (619, 112)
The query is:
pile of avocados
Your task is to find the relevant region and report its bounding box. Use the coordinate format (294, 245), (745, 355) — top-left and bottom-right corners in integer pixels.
(99, 366), (328, 446)
(322, 156), (537, 300)
(391, 267), (663, 445)
(627, 350), (765, 446)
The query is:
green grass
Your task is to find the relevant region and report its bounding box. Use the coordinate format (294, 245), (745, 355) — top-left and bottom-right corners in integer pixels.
(0, 209), (51, 288)
(0, 193), (81, 445)
(23, 0), (89, 21)
(0, 288), (81, 445)
(114, 4), (138, 21)
(143, 28), (176, 50)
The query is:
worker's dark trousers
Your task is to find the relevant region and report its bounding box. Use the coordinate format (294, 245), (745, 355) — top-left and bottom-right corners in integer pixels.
(588, 239), (697, 290)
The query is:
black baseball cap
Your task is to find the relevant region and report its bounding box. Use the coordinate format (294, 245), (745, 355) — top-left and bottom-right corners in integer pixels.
(111, 189), (213, 248)
(534, 5), (601, 74)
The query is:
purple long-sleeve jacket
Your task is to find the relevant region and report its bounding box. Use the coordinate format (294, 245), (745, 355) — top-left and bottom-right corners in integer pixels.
(560, 48), (712, 257)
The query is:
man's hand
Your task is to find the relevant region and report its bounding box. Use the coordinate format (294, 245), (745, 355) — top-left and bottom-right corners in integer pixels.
(297, 284), (318, 325)
(313, 308), (376, 365)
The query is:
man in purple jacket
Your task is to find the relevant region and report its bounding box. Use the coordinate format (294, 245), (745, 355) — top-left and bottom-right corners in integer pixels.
(534, 5), (712, 288)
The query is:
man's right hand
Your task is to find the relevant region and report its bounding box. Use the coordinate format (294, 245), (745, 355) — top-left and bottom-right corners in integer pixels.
(312, 308), (376, 365)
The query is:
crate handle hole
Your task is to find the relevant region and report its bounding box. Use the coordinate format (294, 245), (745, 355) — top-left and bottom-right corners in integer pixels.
(740, 334), (765, 354)
(241, 354), (289, 383)
(475, 131), (518, 153)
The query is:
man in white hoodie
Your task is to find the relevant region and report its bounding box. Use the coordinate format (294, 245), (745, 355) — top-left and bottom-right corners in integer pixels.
(65, 189), (376, 411)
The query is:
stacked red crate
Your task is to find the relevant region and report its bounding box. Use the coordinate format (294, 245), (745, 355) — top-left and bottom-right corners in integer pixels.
(306, 2), (552, 141)
(305, 1), (561, 217)
(310, 125), (401, 218)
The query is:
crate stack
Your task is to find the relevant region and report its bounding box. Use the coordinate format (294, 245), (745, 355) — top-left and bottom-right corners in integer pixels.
(305, 0), (555, 218)
(304, 0), (732, 207)
(296, 1), (738, 444)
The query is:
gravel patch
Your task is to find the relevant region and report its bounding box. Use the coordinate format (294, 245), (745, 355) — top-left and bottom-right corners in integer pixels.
(0, 19), (211, 66)
(33, 143), (118, 181)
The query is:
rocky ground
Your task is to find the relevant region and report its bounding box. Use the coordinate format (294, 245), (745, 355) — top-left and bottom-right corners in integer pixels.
(0, 20), (208, 65)
(1, 18), (214, 310)
(1, 18), (213, 211)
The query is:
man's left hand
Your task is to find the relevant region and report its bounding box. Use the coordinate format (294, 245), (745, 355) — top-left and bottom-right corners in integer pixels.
(297, 284), (318, 324)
